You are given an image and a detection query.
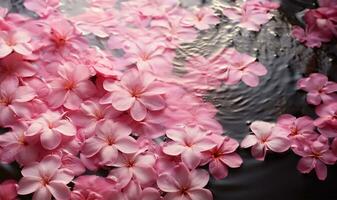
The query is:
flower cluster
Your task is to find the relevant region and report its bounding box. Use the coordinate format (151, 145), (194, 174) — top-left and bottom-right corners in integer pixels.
(292, 0), (337, 48)
(0, 0), (276, 199)
(222, 0), (279, 31)
(241, 73), (337, 180)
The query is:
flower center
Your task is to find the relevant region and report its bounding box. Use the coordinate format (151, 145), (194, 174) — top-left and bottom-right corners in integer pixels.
(0, 96), (11, 106)
(290, 127), (298, 136)
(64, 80), (75, 90)
(41, 176), (51, 186)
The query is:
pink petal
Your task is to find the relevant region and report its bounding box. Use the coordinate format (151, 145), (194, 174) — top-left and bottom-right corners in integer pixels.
(139, 95), (166, 111)
(53, 169), (74, 184)
(133, 166), (156, 185)
(40, 130), (62, 150)
(74, 81), (97, 98)
(130, 101), (147, 121)
(187, 189), (213, 200)
(315, 160), (327, 181)
(209, 159), (228, 180)
(164, 193), (188, 200)
(189, 169), (210, 189)
(193, 138), (217, 152)
(171, 164), (190, 187)
(166, 129), (185, 143)
(26, 122), (43, 136)
(250, 121), (273, 139)
(18, 177), (41, 195)
(163, 142), (186, 156)
(266, 137), (290, 152)
(0, 44), (12, 58)
(48, 90), (67, 109)
(115, 137), (139, 153)
(307, 92), (321, 105)
(21, 163), (40, 177)
(13, 44), (32, 55)
(100, 146), (118, 165)
(110, 91), (135, 111)
(240, 135), (258, 148)
(181, 149), (201, 169)
(219, 152), (243, 168)
(297, 157), (315, 173)
(32, 187), (51, 200)
(14, 86), (35, 102)
(320, 151), (337, 165)
(53, 121), (76, 136)
(246, 62), (267, 76)
(47, 181), (71, 200)
(242, 72), (260, 87)
(64, 92), (82, 110)
(251, 143), (266, 161)
(157, 173), (180, 192)
(141, 188), (161, 200)
(82, 137), (105, 157)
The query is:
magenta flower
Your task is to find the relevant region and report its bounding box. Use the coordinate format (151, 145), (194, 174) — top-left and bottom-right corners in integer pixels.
(241, 121), (290, 160)
(47, 63), (96, 110)
(0, 180), (18, 200)
(0, 77), (36, 125)
(297, 73), (337, 105)
(163, 126), (217, 169)
(100, 69), (166, 121)
(81, 120), (138, 166)
(26, 110), (76, 150)
(0, 30), (33, 58)
(157, 163), (213, 200)
(18, 155), (74, 200)
(295, 136), (337, 180)
(314, 102), (337, 137)
(181, 7), (220, 30)
(220, 48), (267, 87)
(203, 135), (243, 180)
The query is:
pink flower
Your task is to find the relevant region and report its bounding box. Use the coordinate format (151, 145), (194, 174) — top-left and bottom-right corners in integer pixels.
(100, 69), (166, 121)
(24, 0), (60, 17)
(291, 25), (332, 48)
(0, 30), (33, 58)
(141, 187), (163, 200)
(81, 120), (138, 166)
(157, 163), (212, 200)
(108, 151), (157, 187)
(163, 126), (216, 169)
(319, 0), (337, 7)
(314, 102), (337, 137)
(17, 155), (74, 200)
(203, 135), (243, 180)
(297, 73), (337, 105)
(60, 152), (85, 176)
(274, 114), (317, 147)
(47, 63), (97, 110)
(219, 48), (267, 87)
(241, 121), (290, 160)
(181, 7), (220, 30)
(71, 175), (117, 200)
(68, 100), (121, 138)
(0, 124), (40, 165)
(0, 77), (36, 126)
(295, 135), (337, 180)
(26, 110), (76, 150)
(0, 180), (18, 200)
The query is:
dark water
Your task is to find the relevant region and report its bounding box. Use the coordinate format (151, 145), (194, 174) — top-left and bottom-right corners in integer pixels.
(2, 0), (337, 199)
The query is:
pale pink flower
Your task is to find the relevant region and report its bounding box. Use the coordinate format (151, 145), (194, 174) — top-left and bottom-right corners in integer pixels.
(181, 7), (220, 30)
(100, 69), (166, 121)
(0, 124), (40, 165)
(219, 48), (267, 87)
(47, 63), (96, 110)
(26, 110), (76, 150)
(241, 121), (290, 161)
(108, 151), (157, 187)
(24, 0), (60, 17)
(202, 135), (243, 180)
(163, 126), (217, 169)
(0, 30), (33, 58)
(0, 77), (36, 126)
(17, 155), (74, 200)
(81, 120), (138, 166)
(314, 102), (337, 137)
(157, 163), (212, 200)
(0, 180), (18, 200)
(68, 100), (121, 138)
(60, 152), (86, 176)
(297, 73), (337, 105)
(295, 135), (337, 180)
